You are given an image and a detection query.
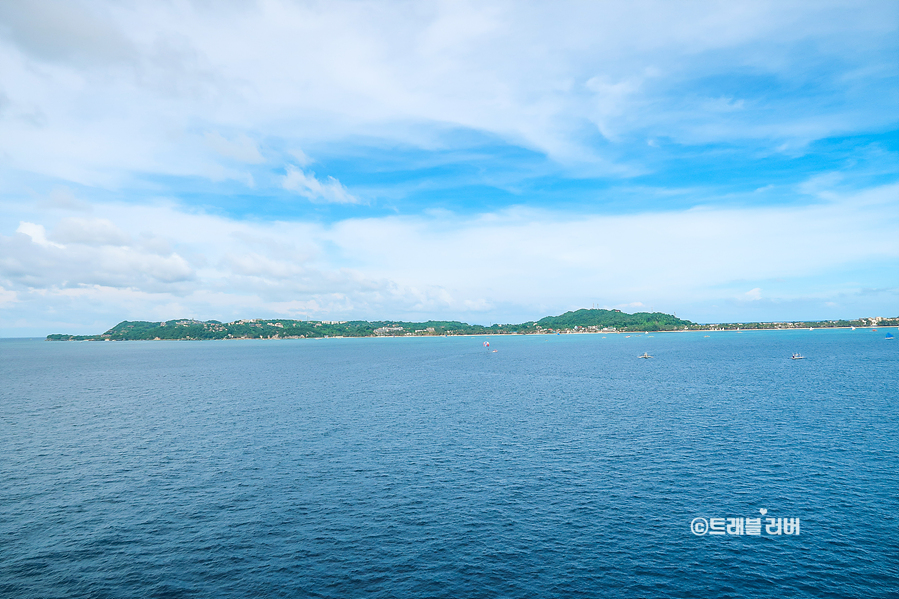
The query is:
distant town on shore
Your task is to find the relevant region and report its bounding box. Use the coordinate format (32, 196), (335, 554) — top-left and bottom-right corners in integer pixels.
(46, 309), (899, 341)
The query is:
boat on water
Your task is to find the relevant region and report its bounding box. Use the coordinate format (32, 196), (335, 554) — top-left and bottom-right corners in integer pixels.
(887, 333), (895, 340)
(639, 352), (653, 359)
(791, 353), (804, 360)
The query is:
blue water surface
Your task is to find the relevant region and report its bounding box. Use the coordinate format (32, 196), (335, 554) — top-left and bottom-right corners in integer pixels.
(1, 329), (897, 598)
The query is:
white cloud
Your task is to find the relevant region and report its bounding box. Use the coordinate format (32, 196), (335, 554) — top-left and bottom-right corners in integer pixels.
(282, 165), (360, 204)
(1, 182), (896, 331)
(221, 251), (305, 279)
(289, 148), (313, 167)
(325, 185), (899, 311)
(16, 221), (63, 248)
(52, 217), (130, 246)
(0, 0), (894, 186)
(5, 220), (192, 291)
(0, 285), (16, 306)
(744, 288), (762, 301)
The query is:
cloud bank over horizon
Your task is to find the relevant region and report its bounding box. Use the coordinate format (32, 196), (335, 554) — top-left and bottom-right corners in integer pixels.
(1, 0), (897, 335)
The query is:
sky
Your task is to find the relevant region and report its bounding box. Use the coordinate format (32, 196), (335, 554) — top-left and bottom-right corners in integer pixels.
(0, 0), (897, 336)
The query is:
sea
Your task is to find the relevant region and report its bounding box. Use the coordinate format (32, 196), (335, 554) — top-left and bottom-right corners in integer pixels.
(1, 329), (897, 598)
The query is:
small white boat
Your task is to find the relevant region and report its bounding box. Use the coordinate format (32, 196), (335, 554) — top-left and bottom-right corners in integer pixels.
(639, 352), (653, 359)
(791, 353), (804, 360)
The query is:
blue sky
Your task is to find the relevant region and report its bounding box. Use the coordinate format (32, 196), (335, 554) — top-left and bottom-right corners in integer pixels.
(0, 0), (897, 335)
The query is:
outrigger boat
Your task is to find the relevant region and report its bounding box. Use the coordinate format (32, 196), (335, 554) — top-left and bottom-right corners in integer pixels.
(639, 352), (653, 359)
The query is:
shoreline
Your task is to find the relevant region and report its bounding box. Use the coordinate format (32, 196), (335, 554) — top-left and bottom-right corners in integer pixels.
(41, 324), (896, 342)
(43, 309), (899, 342)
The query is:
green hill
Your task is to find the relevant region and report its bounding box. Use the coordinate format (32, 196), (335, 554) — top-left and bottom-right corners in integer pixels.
(537, 309), (694, 332)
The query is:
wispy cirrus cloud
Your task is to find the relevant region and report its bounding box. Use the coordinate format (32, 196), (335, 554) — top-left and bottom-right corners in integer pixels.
(282, 165), (360, 204)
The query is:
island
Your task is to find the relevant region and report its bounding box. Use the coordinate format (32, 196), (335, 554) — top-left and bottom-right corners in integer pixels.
(46, 309), (899, 341)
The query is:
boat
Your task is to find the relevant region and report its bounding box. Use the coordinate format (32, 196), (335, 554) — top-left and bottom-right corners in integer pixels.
(887, 333), (895, 340)
(791, 353), (804, 360)
(639, 352), (653, 359)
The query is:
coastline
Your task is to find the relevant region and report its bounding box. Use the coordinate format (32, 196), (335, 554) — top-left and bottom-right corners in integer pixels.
(44, 308), (898, 342)
(45, 324), (896, 342)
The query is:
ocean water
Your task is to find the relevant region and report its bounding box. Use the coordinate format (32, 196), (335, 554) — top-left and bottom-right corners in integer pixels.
(1, 329), (897, 598)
